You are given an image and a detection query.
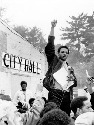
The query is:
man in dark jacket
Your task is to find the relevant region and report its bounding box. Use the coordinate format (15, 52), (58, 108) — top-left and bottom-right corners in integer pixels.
(43, 20), (77, 116)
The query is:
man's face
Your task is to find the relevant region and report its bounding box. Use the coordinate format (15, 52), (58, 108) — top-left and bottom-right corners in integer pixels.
(21, 83), (27, 91)
(81, 100), (93, 113)
(58, 48), (69, 61)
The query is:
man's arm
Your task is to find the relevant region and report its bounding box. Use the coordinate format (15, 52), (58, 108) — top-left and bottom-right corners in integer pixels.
(50, 20), (57, 36)
(43, 20), (57, 91)
(45, 20), (57, 65)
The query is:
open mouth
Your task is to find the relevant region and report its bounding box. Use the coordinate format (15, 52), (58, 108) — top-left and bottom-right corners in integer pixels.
(63, 55), (66, 58)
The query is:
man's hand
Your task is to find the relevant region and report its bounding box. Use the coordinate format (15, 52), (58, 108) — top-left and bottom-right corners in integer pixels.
(50, 20), (57, 36)
(51, 20), (57, 28)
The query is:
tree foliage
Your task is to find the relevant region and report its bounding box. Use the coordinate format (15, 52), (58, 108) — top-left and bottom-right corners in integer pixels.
(60, 12), (94, 87)
(61, 12), (94, 62)
(13, 25), (47, 53)
(0, 7), (9, 23)
(0, 7), (5, 17)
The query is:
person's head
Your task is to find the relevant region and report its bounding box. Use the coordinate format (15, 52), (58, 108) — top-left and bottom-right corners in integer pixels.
(40, 101), (58, 118)
(38, 109), (73, 125)
(57, 46), (69, 61)
(29, 98), (35, 107)
(71, 96), (93, 117)
(20, 81), (27, 91)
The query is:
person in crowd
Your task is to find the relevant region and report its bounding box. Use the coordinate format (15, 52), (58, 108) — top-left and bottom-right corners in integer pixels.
(0, 98), (22, 125)
(29, 97), (35, 108)
(40, 101), (58, 118)
(70, 96), (93, 121)
(13, 81), (33, 113)
(75, 111), (94, 125)
(43, 20), (77, 116)
(37, 108), (74, 125)
(22, 96), (46, 125)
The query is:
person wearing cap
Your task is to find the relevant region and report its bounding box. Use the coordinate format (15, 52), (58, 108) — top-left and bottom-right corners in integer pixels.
(13, 81), (33, 112)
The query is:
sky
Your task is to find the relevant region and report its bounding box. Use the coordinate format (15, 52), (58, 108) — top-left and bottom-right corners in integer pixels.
(1, 0), (94, 44)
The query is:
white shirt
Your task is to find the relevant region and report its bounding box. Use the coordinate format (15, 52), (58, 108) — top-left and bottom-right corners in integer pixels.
(75, 112), (94, 125)
(13, 89), (33, 106)
(53, 62), (74, 90)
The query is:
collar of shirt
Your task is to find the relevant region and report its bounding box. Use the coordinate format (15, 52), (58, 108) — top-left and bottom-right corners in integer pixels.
(62, 61), (68, 71)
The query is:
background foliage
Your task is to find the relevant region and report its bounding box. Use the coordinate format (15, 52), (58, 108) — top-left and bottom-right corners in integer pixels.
(60, 12), (94, 87)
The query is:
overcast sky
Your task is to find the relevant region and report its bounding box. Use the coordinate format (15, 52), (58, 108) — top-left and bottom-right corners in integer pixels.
(1, 0), (94, 44)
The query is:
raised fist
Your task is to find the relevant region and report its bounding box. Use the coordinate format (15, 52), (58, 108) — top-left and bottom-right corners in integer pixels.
(51, 20), (57, 27)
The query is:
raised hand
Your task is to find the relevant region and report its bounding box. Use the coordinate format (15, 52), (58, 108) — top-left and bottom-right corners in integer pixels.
(51, 20), (57, 27)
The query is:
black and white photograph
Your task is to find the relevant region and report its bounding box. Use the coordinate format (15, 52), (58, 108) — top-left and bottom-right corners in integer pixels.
(0, 0), (94, 124)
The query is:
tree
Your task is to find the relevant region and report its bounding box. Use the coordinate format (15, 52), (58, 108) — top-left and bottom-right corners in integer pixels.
(27, 26), (47, 52)
(0, 7), (10, 23)
(67, 49), (84, 65)
(60, 12), (94, 62)
(60, 12), (94, 87)
(0, 7), (4, 17)
(13, 25), (28, 38)
(13, 25), (47, 53)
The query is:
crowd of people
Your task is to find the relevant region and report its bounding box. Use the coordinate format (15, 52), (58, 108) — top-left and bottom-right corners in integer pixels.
(0, 20), (94, 125)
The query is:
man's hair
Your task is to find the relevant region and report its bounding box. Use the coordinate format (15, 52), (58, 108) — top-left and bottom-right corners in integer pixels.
(40, 102), (58, 118)
(20, 81), (27, 87)
(38, 109), (73, 125)
(29, 98), (35, 105)
(57, 45), (69, 54)
(70, 96), (88, 114)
